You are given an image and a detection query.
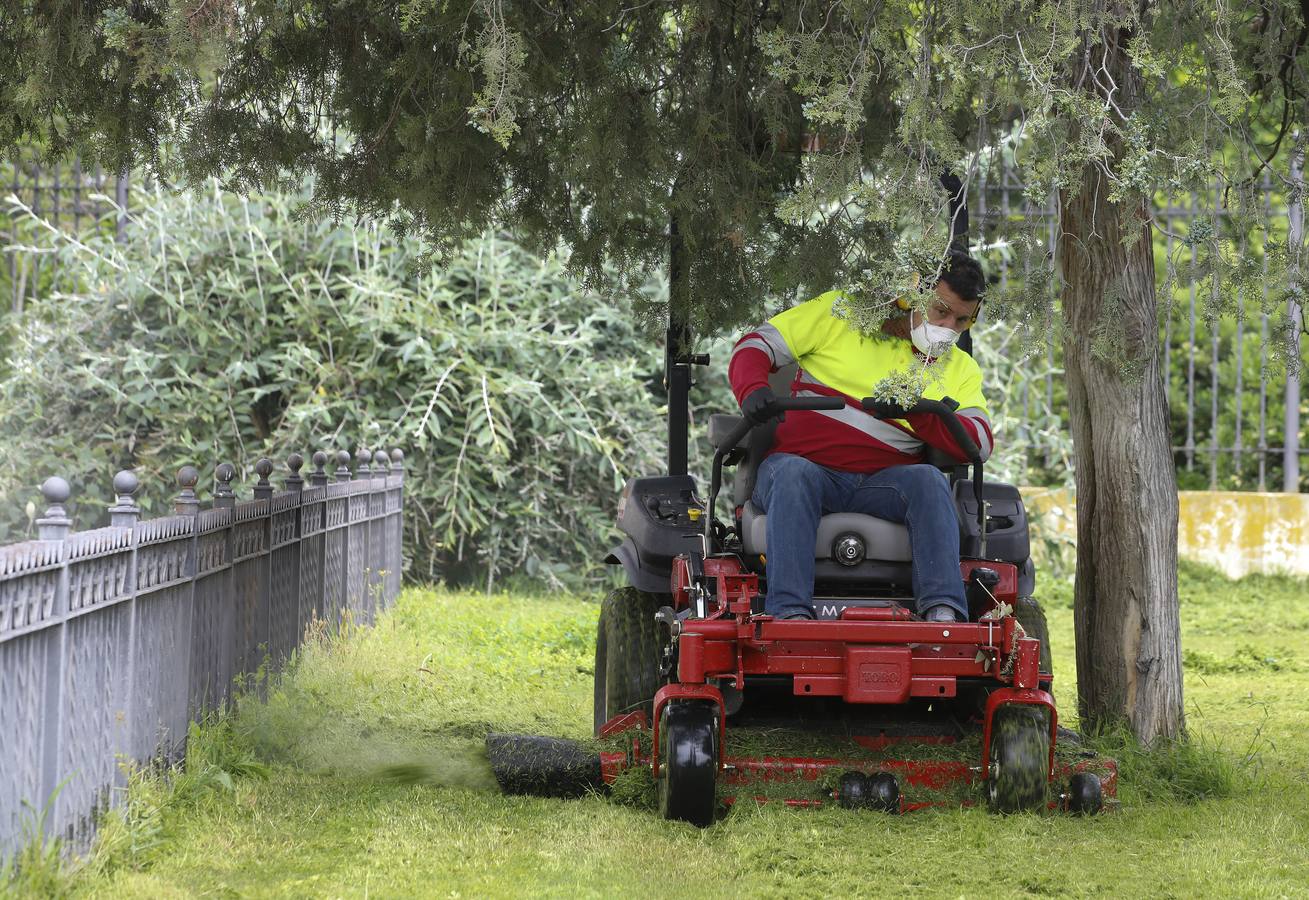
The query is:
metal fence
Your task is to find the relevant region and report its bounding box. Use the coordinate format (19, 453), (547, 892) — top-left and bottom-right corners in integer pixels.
(971, 163), (1307, 492)
(0, 446), (405, 860)
(3, 154), (130, 315)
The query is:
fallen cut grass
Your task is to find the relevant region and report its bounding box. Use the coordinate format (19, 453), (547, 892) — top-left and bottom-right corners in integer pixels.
(30, 564), (1309, 897)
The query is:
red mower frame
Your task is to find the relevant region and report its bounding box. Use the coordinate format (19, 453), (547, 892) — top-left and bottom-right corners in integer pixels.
(586, 396), (1116, 822)
(646, 554), (1058, 782)
(583, 550), (1116, 819)
(482, 395), (1117, 822)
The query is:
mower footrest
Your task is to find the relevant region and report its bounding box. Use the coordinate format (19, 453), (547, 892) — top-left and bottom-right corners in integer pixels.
(910, 677), (956, 698)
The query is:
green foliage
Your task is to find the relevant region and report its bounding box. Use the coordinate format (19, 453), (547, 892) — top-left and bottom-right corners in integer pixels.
(2, 1), (1305, 504)
(1084, 727), (1243, 803)
(1184, 644), (1300, 674)
(233, 586), (598, 778)
(0, 181), (669, 587)
(2, 2), (1304, 391)
(82, 718), (270, 881)
(969, 320), (1076, 488)
(466, 1), (529, 149)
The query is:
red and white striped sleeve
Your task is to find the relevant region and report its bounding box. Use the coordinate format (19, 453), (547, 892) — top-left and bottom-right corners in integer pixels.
(728, 322), (795, 405)
(907, 407), (994, 462)
(905, 355), (994, 462)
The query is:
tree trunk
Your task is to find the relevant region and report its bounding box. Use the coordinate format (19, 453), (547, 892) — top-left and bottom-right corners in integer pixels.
(1057, 22), (1184, 743)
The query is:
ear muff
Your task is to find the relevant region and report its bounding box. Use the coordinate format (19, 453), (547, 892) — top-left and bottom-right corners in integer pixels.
(964, 298), (982, 329)
(895, 272), (921, 311)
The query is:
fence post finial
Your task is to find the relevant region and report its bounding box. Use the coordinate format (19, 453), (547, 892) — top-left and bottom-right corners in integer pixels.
(373, 449), (389, 473)
(214, 462), (237, 509)
(253, 458), (274, 501)
(175, 466), (200, 515)
(286, 453), (305, 493)
(390, 448), (404, 476)
(108, 470), (141, 527)
(335, 450), (353, 482)
(37, 476), (73, 541)
(311, 451), (329, 487)
(356, 448), (371, 477)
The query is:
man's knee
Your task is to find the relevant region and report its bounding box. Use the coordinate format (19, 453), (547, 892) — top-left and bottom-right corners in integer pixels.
(756, 453), (825, 508)
(898, 463), (952, 496)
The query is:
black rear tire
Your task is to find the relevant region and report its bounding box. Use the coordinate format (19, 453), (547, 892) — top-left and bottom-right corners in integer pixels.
(1014, 596), (1053, 676)
(593, 587), (664, 736)
(658, 700), (718, 827)
(987, 706), (1051, 813)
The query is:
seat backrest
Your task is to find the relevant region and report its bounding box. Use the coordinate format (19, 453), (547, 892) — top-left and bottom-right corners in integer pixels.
(731, 364), (796, 506)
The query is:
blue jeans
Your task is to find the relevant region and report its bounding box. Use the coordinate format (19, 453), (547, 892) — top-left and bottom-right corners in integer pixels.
(751, 453), (968, 620)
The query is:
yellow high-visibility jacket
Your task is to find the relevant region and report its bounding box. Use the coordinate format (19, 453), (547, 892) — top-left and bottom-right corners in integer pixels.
(729, 291), (993, 472)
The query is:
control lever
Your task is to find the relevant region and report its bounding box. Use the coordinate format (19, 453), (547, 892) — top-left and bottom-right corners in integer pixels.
(682, 532), (710, 618)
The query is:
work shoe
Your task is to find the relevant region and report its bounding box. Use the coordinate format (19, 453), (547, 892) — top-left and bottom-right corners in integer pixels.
(923, 605), (961, 623)
(780, 609), (815, 620)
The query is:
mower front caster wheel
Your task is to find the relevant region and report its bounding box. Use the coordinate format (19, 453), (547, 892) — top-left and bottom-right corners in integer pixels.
(1065, 771), (1104, 815)
(837, 771), (900, 813)
(658, 701), (718, 827)
(987, 708), (1051, 814)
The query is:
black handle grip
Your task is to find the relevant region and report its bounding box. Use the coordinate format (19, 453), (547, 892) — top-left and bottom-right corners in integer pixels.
(722, 396), (845, 452)
(860, 396), (981, 464)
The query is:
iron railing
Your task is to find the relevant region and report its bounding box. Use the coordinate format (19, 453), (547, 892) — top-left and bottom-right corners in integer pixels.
(971, 163), (1307, 492)
(0, 446), (405, 860)
(3, 154), (130, 315)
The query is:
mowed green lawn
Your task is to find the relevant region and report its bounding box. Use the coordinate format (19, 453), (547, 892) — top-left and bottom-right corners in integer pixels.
(55, 565), (1309, 898)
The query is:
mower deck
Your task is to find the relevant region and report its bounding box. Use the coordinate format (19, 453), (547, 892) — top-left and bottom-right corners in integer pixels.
(596, 714), (1118, 813)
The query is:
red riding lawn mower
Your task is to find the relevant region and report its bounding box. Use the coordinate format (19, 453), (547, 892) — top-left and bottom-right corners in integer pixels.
(486, 362), (1117, 826)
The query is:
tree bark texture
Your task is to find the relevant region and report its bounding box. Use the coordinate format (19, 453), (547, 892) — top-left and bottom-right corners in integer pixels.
(1057, 21), (1184, 742)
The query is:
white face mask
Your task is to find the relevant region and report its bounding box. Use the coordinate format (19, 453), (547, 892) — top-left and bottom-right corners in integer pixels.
(909, 311), (960, 357)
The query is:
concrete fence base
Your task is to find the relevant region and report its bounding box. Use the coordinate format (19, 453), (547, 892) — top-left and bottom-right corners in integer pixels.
(1024, 488), (1309, 578)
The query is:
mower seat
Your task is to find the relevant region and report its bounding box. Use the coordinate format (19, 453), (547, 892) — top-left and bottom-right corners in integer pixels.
(708, 411), (913, 563)
(740, 500), (912, 561)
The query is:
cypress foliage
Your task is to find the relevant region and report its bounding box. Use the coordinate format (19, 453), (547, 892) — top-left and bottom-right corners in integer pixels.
(3, 2), (1302, 373)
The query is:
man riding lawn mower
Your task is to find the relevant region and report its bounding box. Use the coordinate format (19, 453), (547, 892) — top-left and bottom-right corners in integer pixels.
(486, 250), (1116, 826)
(736, 249), (992, 625)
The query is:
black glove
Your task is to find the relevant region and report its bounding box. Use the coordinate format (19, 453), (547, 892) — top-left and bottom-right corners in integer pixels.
(865, 400), (911, 419)
(741, 386), (783, 424)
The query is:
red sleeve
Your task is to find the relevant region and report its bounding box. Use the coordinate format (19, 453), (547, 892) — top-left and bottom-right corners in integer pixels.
(728, 333), (774, 405)
(905, 411), (994, 463)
